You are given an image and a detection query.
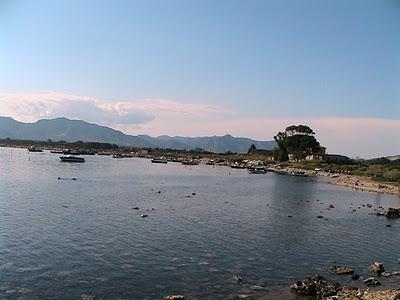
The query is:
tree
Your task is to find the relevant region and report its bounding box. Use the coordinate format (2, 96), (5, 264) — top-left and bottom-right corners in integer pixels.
(274, 131), (289, 161)
(274, 125), (321, 161)
(248, 144), (257, 154)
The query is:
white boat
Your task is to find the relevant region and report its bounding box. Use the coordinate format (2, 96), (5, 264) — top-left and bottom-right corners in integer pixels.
(60, 155), (85, 163)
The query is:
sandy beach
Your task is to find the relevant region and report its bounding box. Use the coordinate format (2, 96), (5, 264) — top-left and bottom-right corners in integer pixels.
(317, 172), (400, 196)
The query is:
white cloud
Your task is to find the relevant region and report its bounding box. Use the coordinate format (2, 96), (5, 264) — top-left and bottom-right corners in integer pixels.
(0, 91), (227, 126)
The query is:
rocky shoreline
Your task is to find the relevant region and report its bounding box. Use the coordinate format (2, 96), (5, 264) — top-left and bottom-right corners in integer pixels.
(292, 261), (400, 300)
(315, 171), (400, 196)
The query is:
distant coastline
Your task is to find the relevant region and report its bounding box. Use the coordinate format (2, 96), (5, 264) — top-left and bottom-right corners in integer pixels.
(1, 138), (399, 196)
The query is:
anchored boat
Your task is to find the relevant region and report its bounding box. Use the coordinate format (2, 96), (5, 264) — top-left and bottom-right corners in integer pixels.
(28, 146), (43, 152)
(60, 155), (85, 163)
(151, 158), (168, 164)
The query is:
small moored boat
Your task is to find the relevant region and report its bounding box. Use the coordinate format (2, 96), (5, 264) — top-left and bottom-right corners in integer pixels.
(28, 146), (43, 152)
(60, 155), (85, 163)
(182, 160), (199, 165)
(291, 170), (308, 177)
(151, 158), (168, 164)
(248, 168), (267, 174)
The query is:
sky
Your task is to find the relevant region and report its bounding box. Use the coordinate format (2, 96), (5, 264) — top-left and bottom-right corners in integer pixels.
(0, 0), (399, 158)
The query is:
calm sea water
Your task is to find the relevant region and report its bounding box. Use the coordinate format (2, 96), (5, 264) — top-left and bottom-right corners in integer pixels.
(0, 147), (399, 300)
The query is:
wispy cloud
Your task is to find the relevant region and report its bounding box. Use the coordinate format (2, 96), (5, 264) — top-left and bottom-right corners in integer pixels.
(0, 91), (227, 126)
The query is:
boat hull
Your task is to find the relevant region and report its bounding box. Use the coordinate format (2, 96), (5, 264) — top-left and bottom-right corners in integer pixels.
(60, 156), (85, 163)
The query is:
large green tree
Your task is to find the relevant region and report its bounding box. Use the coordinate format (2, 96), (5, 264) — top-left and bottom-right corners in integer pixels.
(274, 125), (321, 162)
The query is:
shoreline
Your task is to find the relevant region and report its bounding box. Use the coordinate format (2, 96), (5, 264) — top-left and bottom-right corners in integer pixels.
(1, 145), (399, 196)
(316, 171), (400, 196)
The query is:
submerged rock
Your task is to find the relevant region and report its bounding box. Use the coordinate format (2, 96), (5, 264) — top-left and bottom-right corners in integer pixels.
(291, 275), (341, 297)
(330, 265), (354, 275)
(369, 262), (384, 274)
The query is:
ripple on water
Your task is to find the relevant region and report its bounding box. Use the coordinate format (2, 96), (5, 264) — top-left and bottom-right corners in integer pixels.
(0, 149), (399, 299)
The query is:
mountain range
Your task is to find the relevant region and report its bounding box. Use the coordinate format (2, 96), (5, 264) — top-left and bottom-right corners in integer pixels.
(0, 116), (276, 153)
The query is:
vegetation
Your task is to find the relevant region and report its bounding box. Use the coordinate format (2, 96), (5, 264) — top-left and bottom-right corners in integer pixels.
(0, 138), (119, 150)
(274, 125), (321, 162)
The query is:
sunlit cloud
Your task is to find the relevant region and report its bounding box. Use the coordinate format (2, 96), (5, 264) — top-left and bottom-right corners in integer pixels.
(0, 91), (227, 126)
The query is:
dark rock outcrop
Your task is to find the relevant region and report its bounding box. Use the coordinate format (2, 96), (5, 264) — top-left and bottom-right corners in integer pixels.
(386, 208), (400, 219)
(291, 275), (341, 297)
(369, 262), (384, 274)
(330, 265), (354, 275)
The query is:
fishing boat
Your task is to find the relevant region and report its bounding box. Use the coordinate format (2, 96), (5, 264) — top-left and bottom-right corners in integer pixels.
(206, 160), (215, 165)
(151, 158), (168, 164)
(60, 155), (85, 163)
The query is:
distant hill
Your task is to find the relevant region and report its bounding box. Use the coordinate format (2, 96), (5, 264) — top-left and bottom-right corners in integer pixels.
(0, 116), (276, 153)
(386, 155), (400, 161)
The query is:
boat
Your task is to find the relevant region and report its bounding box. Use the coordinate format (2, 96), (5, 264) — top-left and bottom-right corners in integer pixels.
(182, 160), (199, 165)
(151, 158), (168, 164)
(60, 155), (85, 163)
(248, 168), (267, 174)
(112, 154), (123, 158)
(50, 150), (64, 154)
(291, 170), (308, 177)
(231, 162), (246, 169)
(206, 160), (215, 165)
(28, 146), (43, 152)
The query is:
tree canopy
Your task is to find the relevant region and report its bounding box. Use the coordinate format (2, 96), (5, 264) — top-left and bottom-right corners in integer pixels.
(274, 125), (321, 161)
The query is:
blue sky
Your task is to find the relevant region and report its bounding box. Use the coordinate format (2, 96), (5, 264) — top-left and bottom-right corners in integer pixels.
(0, 0), (399, 157)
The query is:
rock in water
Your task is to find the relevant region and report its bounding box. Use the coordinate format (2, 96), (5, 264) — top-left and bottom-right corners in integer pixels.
(291, 275), (341, 297)
(330, 265), (354, 275)
(369, 262), (384, 274)
(386, 208), (400, 218)
(165, 296), (185, 300)
(363, 277), (381, 286)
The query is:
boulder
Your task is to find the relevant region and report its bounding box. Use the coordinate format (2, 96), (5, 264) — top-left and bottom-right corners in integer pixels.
(369, 262), (384, 274)
(386, 208), (400, 219)
(291, 275), (341, 297)
(330, 265), (354, 275)
(165, 296), (185, 300)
